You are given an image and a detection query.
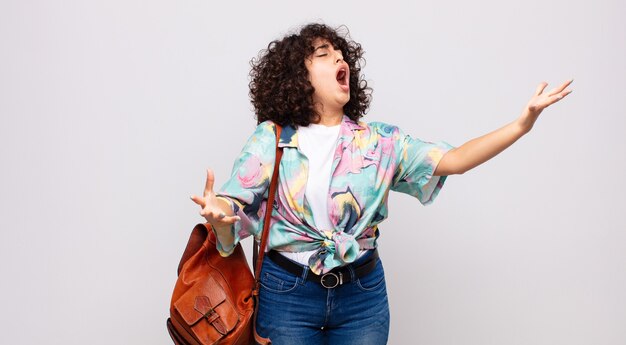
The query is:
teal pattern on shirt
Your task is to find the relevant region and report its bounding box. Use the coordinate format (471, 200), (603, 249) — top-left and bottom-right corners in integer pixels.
(216, 115), (454, 274)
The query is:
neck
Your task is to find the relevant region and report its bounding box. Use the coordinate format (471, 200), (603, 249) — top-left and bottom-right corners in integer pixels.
(313, 106), (343, 126)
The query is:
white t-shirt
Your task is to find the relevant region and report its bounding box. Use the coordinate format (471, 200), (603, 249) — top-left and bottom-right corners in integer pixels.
(297, 123), (340, 231)
(279, 122), (367, 266)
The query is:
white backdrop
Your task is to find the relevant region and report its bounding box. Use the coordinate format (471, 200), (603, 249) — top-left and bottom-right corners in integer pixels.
(1, 0), (625, 344)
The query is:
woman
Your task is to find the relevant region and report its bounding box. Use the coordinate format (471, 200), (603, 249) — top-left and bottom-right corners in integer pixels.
(190, 23), (572, 344)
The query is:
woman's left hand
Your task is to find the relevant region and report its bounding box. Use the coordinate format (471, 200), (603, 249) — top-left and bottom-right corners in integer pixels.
(517, 79), (573, 133)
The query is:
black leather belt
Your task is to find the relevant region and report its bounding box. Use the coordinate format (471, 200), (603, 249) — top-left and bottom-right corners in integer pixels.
(267, 249), (379, 289)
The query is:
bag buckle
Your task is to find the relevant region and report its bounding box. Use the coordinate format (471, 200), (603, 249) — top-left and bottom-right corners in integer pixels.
(320, 272), (342, 288)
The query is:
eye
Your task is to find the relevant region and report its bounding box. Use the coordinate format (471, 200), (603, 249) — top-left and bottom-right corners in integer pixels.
(317, 53), (328, 57)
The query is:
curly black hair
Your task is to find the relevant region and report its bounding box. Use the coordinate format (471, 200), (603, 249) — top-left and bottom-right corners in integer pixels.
(249, 23), (372, 127)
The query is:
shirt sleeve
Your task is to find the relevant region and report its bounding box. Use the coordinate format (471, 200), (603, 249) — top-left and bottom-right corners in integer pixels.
(214, 121), (277, 256)
(390, 126), (454, 205)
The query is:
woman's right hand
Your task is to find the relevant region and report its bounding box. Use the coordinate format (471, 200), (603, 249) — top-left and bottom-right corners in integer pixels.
(190, 168), (241, 227)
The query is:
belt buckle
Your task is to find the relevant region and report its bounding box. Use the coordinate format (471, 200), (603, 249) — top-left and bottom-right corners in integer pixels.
(320, 272), (342, 289)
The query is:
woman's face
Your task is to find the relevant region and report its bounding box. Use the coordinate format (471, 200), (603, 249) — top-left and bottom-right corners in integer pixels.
(305, 38), (351, 117)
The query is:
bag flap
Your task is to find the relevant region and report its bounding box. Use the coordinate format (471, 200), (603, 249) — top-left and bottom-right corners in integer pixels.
(174, 274), (239, 333)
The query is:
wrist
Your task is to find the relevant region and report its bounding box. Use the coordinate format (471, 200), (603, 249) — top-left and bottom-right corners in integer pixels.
(516, 109), (537, 134)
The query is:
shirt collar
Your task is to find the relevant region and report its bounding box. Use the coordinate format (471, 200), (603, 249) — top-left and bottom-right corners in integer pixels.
(278, 115), (366, 148)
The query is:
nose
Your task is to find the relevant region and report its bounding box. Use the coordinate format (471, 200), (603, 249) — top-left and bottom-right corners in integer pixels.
(335, 52), (344, 64)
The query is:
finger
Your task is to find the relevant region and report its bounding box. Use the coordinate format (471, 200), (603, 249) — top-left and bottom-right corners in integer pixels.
(190, 195), (206, 208)
(540, 89), (571, 108)
(203, 168), (215, 198)
(200, 209), (226, 220)
(200, 208), (217, 218)
(218, 215), (241, 225)
(199, 209), (240, 224)
(554, 89), (573, 101)
(535, 82), (548, 96)
(548, 79), (574, 97)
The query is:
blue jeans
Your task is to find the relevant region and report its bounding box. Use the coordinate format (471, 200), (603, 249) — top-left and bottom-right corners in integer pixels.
(255, 251), (390, 345)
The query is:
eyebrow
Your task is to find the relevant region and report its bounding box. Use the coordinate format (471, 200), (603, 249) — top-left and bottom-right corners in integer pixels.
(314, 43), (330, 52)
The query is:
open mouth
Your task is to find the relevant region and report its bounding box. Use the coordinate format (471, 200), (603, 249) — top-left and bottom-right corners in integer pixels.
(336, 67), (349, 90)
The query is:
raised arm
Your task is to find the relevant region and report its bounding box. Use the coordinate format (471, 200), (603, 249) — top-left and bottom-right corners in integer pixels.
(434, 80), (573, 176)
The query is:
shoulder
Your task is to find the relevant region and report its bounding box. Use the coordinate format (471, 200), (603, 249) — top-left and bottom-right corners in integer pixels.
(254, 120), (293, 139)
(247, 120), (279, 141)
(254, 120), (277, 136)
(240, 120), (278, 155)
(362, 120), (405, 140)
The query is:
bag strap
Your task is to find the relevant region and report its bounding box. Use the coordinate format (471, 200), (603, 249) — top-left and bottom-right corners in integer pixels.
(252, 123), (282, 345)
(253, 123), (283, 280)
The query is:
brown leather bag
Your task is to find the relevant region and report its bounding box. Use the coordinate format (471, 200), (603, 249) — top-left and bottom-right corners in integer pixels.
(167, 125), (283, 344)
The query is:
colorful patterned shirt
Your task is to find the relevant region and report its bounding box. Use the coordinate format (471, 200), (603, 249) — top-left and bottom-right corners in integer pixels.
(216, 115), (454, 274)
